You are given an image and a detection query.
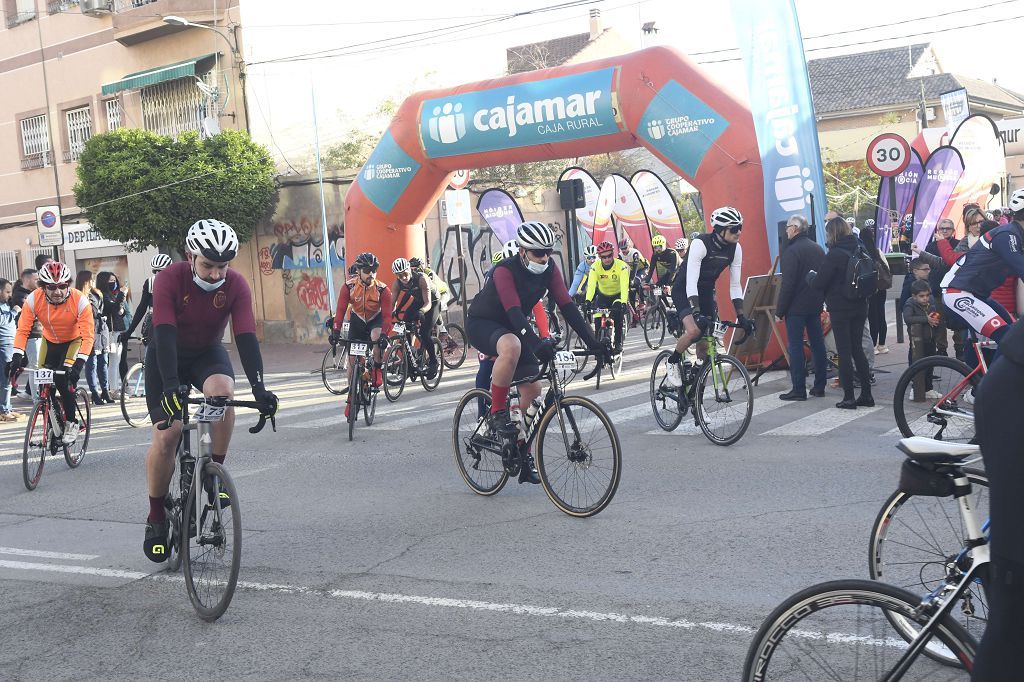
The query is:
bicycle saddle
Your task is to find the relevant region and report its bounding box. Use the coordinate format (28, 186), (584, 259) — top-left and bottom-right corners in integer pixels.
(897, 436), (980, 464)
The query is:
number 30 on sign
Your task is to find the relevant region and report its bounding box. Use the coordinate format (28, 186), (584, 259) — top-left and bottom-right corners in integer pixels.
(866, 133), (911, 177)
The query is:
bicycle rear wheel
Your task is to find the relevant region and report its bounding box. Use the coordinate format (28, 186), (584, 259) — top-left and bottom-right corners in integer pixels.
(183, 462), (241, 622)
(893, 356), (977, 442)
(743, 579), (976, 681)
(536, 396), (621, 517)
(869, 469), (989, 665)
(63, 388), (91, 468)
(649, 351), (684, 431)
(383, 342), (407, 402)
(643, 307), (666, 350)
(441, 323), (467, 369)
(22, 401), (47, 491)
(452, 388), (508, 495)
(120, 362), (149, 427)
(694, 354), (753, 446)
(321, 345), (349, 396)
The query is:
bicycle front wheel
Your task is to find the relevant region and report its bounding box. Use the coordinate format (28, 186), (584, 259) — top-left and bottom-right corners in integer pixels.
(22, 401), (47, 491)
(183, 462), (241, 622)
(452, 388), (508, 495)
(643, 307), (666, 350)
(383, 342), (407, 402)
(363, 380), (376, 426)
(441, 323), (467, 369)
(536, 396), (621, 517)
(420, 340), (443, 391)
(63, 388), (91, 468)
(869, 469), (989, 665)
(348, 362), (362, 441)
(694, 354), (753, 446)
(321, 345), (350, 396)
(649, 351), (684, 431)
(743, 579), (976, 681)
(120, 362), (149, 427)
(893, 356), (977, 442)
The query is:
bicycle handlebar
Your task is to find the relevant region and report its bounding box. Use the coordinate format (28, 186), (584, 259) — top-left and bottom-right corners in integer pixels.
(157, 394), (277, 434)
(712, 319), (752, 346)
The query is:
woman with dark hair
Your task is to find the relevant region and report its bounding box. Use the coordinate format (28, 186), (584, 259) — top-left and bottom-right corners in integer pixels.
(860, 226), (891, 354)
(807, 216), (874, 408)
(96, 271), (128, 397)
(76, 270), (112, 404)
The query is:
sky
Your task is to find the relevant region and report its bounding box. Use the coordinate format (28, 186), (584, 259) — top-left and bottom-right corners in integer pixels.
(236, 0), (1022, 169)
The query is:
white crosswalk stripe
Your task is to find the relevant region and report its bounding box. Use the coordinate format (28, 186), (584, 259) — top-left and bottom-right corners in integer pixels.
(762, 405), (882, 436)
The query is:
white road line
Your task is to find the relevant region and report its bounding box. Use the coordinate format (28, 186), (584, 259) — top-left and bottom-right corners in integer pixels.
(762, 406), (882, 436)
(0, 559), (147, 580)
(644, 391), (793, 436)
(0, 547), (99, 560)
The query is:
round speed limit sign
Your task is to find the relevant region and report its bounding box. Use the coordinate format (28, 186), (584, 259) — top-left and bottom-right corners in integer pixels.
(866, 133), (911, 177)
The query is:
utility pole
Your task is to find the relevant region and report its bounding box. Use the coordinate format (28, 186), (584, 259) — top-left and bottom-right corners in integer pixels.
(36, 13), (62, 259)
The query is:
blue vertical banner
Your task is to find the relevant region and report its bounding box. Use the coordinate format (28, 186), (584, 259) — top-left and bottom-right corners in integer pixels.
(731, 0), (827, 259)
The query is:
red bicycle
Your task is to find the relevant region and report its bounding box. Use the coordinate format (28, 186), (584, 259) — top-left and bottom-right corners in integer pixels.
(17, 367), (91, 491)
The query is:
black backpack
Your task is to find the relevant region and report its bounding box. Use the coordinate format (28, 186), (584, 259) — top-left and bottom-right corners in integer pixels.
(843, 244), (878, 300)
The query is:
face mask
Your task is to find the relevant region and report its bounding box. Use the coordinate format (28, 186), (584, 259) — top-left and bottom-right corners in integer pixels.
(524, 259), (549, 275)
(192, 260), (226, 292)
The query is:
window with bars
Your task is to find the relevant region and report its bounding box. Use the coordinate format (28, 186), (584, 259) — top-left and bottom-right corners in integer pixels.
(141, 77), (210, 138)
(0, 251), (19, 285)
(65, 106), (93, 162)
(105, 99), (122, 132)
(27, 248), (53, 270)
(20, 114), (51, 162)
(7, 0), (37, 28)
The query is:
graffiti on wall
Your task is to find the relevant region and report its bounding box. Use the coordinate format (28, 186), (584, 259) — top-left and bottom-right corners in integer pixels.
(269, 218), (345, 270)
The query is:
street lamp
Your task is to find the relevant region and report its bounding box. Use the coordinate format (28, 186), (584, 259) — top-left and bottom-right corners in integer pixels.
(162, 15), (237, 55)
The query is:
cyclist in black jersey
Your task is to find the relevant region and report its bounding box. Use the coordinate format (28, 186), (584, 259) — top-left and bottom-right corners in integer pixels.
(390, 257), (438, 379)
(644, 235), (678, 288)
(663, 207), (754, 387)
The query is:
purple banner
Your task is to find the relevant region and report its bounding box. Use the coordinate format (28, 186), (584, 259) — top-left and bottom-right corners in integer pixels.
(874, 149), (923, 253)
(476, 188), (524, 244)
(911, 146), (965, 250)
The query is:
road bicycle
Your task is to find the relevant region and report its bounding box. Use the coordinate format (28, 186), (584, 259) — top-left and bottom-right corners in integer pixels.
(570, 307), (623, 389)
(649, 318), (753, 446)
(641, 284), (674, 350)
(120, 336), (149, 427)
(159, 393), (274, 622)
(321, 318), (350, 396)
(436, 317), (467, 369)
(346, 337), (385, 441)
(743, 436), (987, 680)
(382, 320), (443, 402)
(452, 349), (621, 518)
(892, 336), (992, 443)
(19, 367), (91, 491)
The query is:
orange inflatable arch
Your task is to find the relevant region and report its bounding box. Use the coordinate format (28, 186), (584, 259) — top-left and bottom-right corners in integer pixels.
(346, 46), (767, 319)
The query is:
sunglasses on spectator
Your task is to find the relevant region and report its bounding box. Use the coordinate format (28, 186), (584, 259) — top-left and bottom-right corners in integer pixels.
(44, 283), (70, 291)
(528, 248), (552, 257)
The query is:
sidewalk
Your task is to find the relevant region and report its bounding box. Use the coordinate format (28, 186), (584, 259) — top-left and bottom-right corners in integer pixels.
(225, 342), (330, 377)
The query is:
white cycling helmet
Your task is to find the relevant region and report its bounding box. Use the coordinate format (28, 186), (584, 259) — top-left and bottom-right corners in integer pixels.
(583, 244), (599, 259)
(185, 219), (238, 262)
(516, 221), (555, 250)
(864, 219), (876, 228)
(1008, 188), (1024, 214)
(38, 261), (72, 286)
(673, 238), (688, 250)
(502, 240), (518, 260)
(710, 206), (743, 231)
(392, 257), (410, 275)
(150, 253), (172, 271)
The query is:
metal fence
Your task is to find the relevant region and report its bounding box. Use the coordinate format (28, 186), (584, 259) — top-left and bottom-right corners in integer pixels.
(0, 252), (19, 285)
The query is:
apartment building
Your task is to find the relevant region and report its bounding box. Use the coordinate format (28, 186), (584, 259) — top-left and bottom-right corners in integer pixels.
(0, 0), (247, 295)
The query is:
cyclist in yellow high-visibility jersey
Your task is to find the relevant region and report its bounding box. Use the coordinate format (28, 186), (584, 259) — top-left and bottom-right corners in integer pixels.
(585, 240), (630, 353)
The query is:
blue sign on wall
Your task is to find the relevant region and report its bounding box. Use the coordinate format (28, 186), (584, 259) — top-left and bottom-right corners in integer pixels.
(357, 131), (421, 214)
(420, 68), (621, 158)
(637, 80), (730, 179)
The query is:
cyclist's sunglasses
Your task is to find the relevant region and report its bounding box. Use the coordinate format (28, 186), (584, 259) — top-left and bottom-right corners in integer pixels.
(599, 252), (615, 258)
(725, 226), (742, 235)
(44, 283), (70, 291)
(528, 248), (552, 257)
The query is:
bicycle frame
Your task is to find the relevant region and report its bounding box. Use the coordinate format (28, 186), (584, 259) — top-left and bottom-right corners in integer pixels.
(921, 339), (993, 421)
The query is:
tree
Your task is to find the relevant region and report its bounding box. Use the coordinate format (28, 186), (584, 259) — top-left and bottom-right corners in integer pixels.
(823, 157), (878, 225)
(73, 128), (277, 252)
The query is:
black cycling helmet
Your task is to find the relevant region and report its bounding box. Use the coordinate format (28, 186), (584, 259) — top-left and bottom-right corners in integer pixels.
(409, 257), (423, 269)
(354, 252), (379, 270)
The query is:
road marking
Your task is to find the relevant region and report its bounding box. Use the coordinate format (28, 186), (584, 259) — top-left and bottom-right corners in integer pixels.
(762, 406), (882, 436)
(0, 547), (99, 560)
(644, 391), (792, 436)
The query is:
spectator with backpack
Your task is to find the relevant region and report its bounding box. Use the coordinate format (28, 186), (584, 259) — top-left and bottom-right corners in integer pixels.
(807, 216), (875, 409)
(861, 225), (892, 354)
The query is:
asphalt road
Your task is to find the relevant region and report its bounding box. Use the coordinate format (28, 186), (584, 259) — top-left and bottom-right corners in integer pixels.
(0, 334), (927, 680)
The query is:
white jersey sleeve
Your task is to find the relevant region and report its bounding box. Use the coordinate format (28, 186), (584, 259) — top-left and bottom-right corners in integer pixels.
(685, 239), (708, 299)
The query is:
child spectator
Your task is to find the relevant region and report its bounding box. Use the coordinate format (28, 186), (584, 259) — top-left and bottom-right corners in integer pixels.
(903, 279), (942, 398)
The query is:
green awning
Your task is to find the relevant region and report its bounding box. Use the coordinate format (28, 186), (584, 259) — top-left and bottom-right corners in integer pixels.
(101, 53), (218, 96)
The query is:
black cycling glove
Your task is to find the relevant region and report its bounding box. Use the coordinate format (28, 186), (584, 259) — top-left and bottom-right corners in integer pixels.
(252, 383), (279, 417)
(66, 358), (86, 388)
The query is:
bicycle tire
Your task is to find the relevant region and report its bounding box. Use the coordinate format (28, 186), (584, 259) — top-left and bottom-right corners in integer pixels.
(63, 388), (91, 468)
(643, 307), (666, 350)
(869, 469), (989, 666)
(383, 342), (407, 402)
(536, 395), (622, 517)
(120, 362), (149, 427)
(182, 461), (241, 622)
(441, 323), (467, 369)
(22, 401), (47, 491)
(348, 362), (361, 441)
(694, 354), (753, 446)
(363, 380), (376, 426)
(420, 340), (444, 391)
(893, 355), (977, 443)
(742, 578), (976, 681)
(321, 344), (350, 396)
(649, 351), (684, 431)
(453, 388), (508, 495)
(165, 491), (183, 573)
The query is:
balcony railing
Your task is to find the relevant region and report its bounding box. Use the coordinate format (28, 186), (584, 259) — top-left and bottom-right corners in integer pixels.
(20, 152), (52, 171)
(6, 8), (37, 28)
(47, 0), (80, 14)
(113, 0), (157, 11)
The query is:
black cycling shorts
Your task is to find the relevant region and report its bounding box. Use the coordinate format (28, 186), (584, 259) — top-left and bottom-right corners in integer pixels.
(348, 314), (383, 343)
(466, 316), (540, 381)
(144, 343), (235, 424)
(671, 282), (717, 320)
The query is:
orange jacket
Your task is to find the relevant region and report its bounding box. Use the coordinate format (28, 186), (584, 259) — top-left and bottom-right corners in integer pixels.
(15, 288), (95, 361)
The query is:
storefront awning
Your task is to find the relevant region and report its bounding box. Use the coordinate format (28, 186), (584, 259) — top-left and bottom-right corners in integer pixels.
(101, 53), (218, 96)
